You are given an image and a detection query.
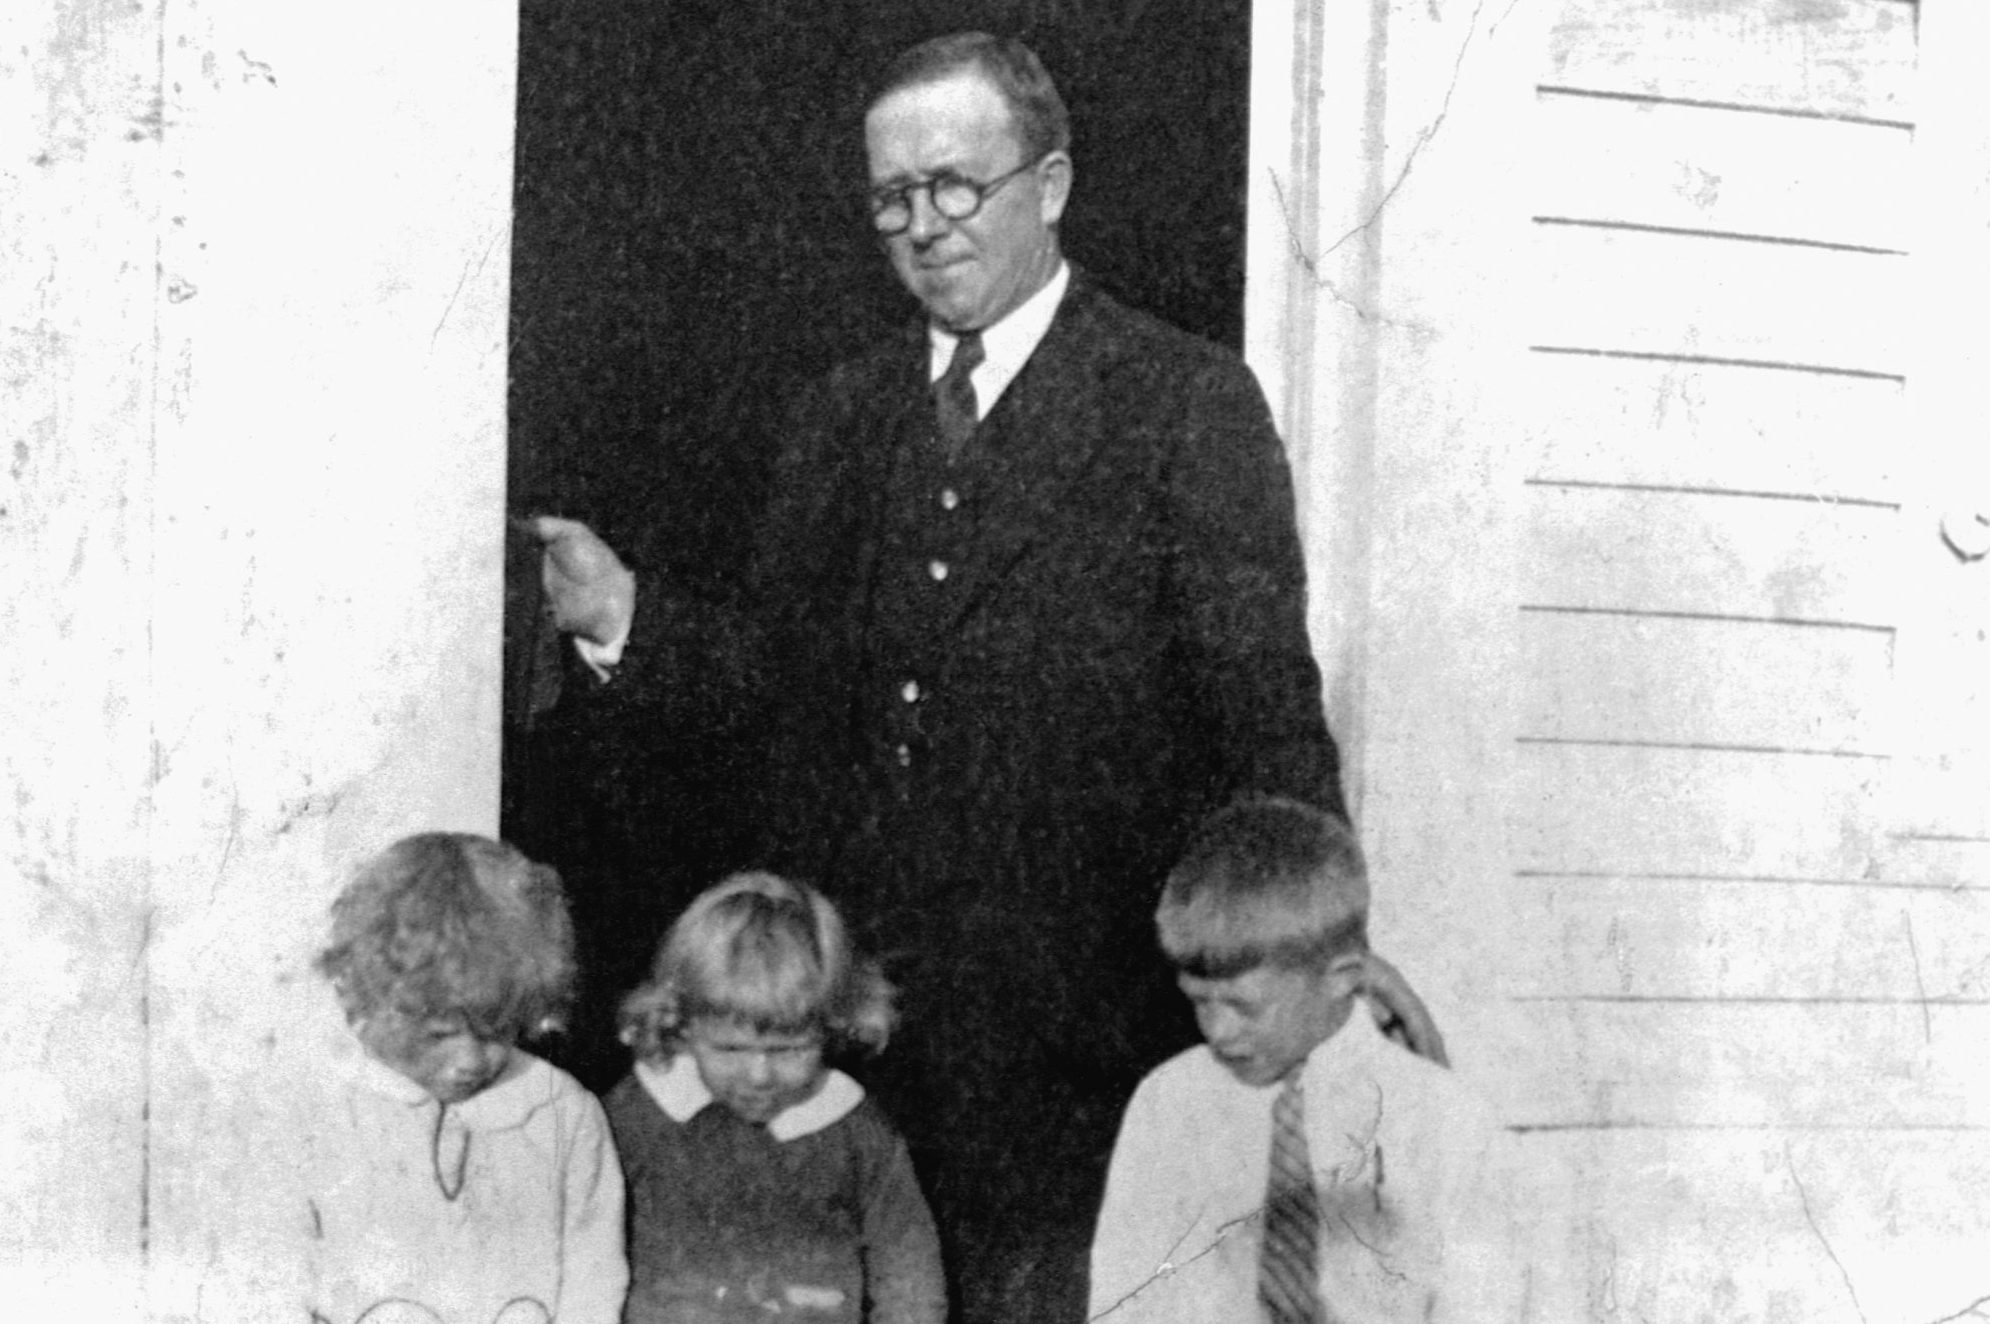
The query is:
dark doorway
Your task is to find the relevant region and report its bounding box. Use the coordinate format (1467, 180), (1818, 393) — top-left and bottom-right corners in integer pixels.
(502, 0), (1253, 1087)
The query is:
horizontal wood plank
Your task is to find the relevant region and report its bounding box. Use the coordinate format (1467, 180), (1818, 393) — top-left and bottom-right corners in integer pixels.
(1516, 1128), (1990, 1324)
(1515, 1000), (1989, 1129)
(1518, 611), (1889, 751)
(1512, 742), (1883, 878)
(1886, 759), (1990, 843)
(1874, 832), (1990, 889)
(1544, 0), (1917, 123)
(1521, 351), (1905, 497)
(1888, 603), (1990, 839)
(1524, 484), (1903, 624)
(1533, 89), (1912, 252)
(1507, 874), (1990, 1000)
(1532, 226), (1909, 376)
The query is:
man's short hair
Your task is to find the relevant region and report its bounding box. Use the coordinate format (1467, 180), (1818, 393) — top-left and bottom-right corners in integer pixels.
(871, 31), (1071, 160)
(1156, 796), (1369, 979)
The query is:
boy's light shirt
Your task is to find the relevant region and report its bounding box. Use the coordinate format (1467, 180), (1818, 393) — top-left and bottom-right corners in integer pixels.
(1089, 1009), (1532, 1324)
(575, 262), (1071, 678)
(637, 1053), (865, 1142)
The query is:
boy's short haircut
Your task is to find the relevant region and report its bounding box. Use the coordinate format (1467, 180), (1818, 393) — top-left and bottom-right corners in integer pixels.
(1156, 796), (1369, 979)
(316, 832), (577, 1043)
(618, 871), (896, 1063)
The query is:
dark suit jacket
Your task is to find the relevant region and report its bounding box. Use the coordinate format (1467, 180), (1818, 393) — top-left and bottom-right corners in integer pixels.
(616, 270), (1341, 1094)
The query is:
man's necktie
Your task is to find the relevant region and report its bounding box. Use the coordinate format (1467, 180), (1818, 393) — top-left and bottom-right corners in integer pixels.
(1260, 1072), (1324, 1324)
(933, 330), (984, 464)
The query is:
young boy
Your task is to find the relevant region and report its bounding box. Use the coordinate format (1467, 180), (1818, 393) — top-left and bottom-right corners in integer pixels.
(1088, 797), (1526, 1323)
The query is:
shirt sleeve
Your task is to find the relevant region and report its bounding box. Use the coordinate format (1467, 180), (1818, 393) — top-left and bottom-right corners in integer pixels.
(572, 610), (631, 677)
(1089, 1071), (1236, 1324)
(858, 1121), (948, 1324)
(559, 1090), (631, 1324)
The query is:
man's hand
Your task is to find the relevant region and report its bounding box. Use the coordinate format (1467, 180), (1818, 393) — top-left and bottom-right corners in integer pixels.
(1363, 951), (1449, 1068)
(529, 515), (636, 649)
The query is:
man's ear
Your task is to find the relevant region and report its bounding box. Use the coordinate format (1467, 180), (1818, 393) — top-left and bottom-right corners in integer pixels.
(1037, 151), (1073, 226)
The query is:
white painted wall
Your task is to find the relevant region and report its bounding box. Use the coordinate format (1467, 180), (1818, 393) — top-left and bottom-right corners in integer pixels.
(1, 3), (515, 1318)
(1248, 0), (1539, 1103)
(1250, 0), (1990, 1319)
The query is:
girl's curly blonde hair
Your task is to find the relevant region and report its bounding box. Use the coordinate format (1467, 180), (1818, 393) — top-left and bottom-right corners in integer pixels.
(618, 871), (894, 1063)
(317, 832), (576, 1043)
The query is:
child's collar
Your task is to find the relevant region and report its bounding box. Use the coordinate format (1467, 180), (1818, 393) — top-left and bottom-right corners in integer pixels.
(635, 1054), (864, 1142)
(1295, 1001), (1397, 1084)
(339, 1027), (555, 1132)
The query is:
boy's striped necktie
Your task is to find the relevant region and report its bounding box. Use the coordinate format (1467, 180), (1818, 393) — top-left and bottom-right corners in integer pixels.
(1260, 1071), (1324, 1324)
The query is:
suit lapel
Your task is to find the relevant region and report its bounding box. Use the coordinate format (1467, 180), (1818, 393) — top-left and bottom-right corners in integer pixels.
(928, 277), (1118, 638)
(841, 327), (929, 635)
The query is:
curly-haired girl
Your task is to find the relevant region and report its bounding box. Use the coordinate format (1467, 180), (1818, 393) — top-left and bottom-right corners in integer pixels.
(307, 832), (627, 1324)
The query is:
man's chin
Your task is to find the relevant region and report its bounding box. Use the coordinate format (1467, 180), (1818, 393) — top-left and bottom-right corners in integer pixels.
(910, 274), (978, 327)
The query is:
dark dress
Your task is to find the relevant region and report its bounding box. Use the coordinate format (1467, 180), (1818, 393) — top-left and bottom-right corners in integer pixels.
(605, 1069), (945, 1324)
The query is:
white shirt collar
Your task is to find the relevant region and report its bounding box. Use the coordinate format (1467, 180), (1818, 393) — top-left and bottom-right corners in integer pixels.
(338, 1025), (557, 1132)
(927, 260), (1070, 419)
(1199, 1004), (1389, 1101)
(635, 1053), (866, 1142)
(1298, 1003), (1393, 1091)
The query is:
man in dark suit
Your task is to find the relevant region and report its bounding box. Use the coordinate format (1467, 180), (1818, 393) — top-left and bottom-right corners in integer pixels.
(535, 32), (1436, 1323)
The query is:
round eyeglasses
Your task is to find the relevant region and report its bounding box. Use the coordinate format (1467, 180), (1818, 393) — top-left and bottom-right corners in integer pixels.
(868, 156), (1042, 235)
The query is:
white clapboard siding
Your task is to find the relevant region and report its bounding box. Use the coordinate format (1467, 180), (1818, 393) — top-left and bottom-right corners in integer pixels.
(1507, 874), (1990, 1000)
(1479, 0), (1971, 1313)
(1521, 1130), (1990, 1322)
(1518, 610), (1889, 751)
(1512, 742), (1883, 878)
(1521, 352), (1904, 499)
(1523, 484), (1902, 625)
(1533, 90), (1913, 253)
(1874, 833), (1990, 890)
(1545, 0), (1917, 122)
(1520, 1000), (1987, 1128)
(1888, 556), (1990, 837)
(1887, 768), (1990, 844)
(1532, 225), (1908, 375)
